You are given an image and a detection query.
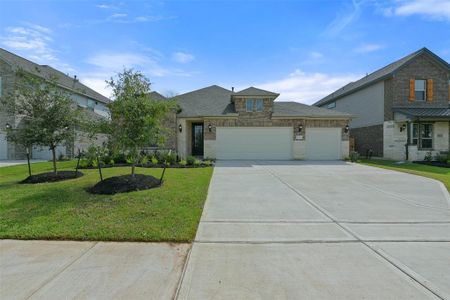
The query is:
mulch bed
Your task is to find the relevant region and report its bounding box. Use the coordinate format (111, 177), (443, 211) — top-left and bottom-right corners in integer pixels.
(21, 171), (84, 184)
(88, 174), (162, 195)
(414, 161), (450, 168)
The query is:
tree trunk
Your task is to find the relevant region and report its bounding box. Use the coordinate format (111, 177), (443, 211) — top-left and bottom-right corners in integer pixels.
(131, 163), (135, 177)
(51, 146), (57, 174)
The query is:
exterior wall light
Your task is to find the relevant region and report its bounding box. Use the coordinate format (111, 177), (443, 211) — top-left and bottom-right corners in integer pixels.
(5, 123), (12, 130)
(344, 124), (349, 134)
(400, 124), (406, 132)
(178, 124), (182, 133)
(298, 124), (303, 133)
(208, 123), (212, 132)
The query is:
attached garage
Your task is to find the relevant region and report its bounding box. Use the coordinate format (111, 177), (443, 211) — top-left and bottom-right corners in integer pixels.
(305, 128), (342, 160)
(216, 127), (293, 160)
(0, 133), (7, 160)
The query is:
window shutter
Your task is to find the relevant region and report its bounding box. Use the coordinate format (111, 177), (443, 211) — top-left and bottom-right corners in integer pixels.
(409, 79), (415, 101)
(427, 79), (433, 102)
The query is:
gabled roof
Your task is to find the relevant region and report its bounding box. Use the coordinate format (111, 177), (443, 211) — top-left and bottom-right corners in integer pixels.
(174, 85), (236, 117)
(314, 47), (450, 107)
(148, 91), (167, 101)
(233, 86), (279, 97)
(273, 102), (351, 118)
(0, 48), (110, 104)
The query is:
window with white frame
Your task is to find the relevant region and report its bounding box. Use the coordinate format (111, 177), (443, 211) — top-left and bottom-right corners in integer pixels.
(256, 98), (263, 112)
(327, 101), (336, 109)
(246, 98), (253, 112)
(414, 79), (426, 101)
(411, 123), (433, 149)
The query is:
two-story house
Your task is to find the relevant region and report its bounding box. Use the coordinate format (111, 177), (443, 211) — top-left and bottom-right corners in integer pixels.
(158, 85), (352, 160)
(0, 48), (110, 160)
(314, 47), (450, 161)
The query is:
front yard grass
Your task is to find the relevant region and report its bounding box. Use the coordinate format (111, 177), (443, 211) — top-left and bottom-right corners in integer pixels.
(359, 159), (450, 192)
(0, 161), (213, 242)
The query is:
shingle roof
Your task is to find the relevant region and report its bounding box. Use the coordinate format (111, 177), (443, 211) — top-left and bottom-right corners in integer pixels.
(175, 85), (236, 117)
(0, 48), (110, 104)
(148, 91), (167, 101)
(314, 47), (450, 107)
(233, 86), (279, 97)
(393, 107), (450, 119)
(273, 102), (351, 118)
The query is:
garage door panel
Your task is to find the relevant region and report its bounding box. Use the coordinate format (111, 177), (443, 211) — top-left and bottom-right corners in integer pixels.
(305, 128), (341, 160)
(216, 127), (292, 160)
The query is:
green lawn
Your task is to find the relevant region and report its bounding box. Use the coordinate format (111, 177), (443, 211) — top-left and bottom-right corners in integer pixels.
(359, 159), (450, 191)
(0, 161), (213, 242)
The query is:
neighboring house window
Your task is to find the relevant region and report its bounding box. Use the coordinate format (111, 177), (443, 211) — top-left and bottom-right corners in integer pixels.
(327, 102), (336, 109)
(256, 99), (263, 112)
(414, 79), (426, 101)
(246, 98), (253, 112)
(87, 99), (96, 110)
(411, 123), (433, 149)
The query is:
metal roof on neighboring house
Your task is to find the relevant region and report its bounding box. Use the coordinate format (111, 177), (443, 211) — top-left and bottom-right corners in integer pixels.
(233, 86), (279, 97)
(273, 102), (351, 118)
(393, 107), (450, 119)
(314, 47), (450, 107)
(0, 48), (111, 104)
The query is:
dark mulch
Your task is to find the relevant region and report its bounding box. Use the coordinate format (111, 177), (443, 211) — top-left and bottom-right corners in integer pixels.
(21, 171), (84, 184)
(88, 174), (162, 195)
(414, 161), (450, 168)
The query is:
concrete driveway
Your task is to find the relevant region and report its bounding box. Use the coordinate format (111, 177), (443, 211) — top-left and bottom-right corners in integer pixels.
(177, 161), (450, 299)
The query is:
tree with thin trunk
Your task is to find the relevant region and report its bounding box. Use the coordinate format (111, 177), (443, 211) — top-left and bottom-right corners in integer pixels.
(106, 69), (174, 177)
(2, 70), (80, 174)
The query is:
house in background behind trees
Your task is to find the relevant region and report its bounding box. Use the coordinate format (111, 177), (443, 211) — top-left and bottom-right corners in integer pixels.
(0, 48), (110, 160)
(314, 47), (450, 161)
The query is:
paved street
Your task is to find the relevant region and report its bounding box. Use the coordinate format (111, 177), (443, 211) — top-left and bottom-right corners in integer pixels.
(177, 161), (450, 299)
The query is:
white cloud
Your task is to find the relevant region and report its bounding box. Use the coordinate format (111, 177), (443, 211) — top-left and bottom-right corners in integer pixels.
(172, 51), (194, 64)
(324, 0), (367, 36)
(388, 0), (450, 21)
(96, 4), (117, 9)
(253, 69), (361, 104)
(309, 51), (324, 59)
(354, 43), (385, 53)
(110, 13), (127, 18)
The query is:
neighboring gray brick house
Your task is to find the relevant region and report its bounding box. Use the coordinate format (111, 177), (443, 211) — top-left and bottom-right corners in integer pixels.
(314, 47), (450, 161)
(157, 86), (352, 160)
(0, 48), (110, 160)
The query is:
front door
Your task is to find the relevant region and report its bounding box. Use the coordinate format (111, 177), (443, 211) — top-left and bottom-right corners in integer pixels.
(191, 123), (204, 156)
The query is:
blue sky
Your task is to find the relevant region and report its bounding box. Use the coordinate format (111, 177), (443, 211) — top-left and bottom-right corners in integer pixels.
(1, 0), (449, 104)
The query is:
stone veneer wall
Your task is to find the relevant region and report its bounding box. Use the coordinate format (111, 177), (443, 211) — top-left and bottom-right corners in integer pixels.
(350, 124), (384, 157)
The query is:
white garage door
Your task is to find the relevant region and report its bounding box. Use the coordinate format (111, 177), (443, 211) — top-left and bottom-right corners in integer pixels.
(216, 127), (293, 160)
(0, 133), (7, 159)
(306, 128), (341, 160)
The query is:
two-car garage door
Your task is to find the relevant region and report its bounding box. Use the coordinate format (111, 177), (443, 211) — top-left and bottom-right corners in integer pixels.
(215, 127), (341, 160)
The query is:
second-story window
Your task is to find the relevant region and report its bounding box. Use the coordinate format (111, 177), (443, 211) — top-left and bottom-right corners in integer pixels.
(415, 79), (426, 101)
(256, 99), (263, 112)
(87, 99), (96, 110)
(246, 98), (253, 112)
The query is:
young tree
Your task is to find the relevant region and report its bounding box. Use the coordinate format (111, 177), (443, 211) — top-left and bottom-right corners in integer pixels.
(106, 69), (174, 176)
(3, 70), (80, 174)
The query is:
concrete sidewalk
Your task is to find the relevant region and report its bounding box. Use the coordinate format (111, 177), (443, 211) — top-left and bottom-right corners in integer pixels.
(0, 240), (189, 300)
(176, 161), (450, 299)
(0, 160), (45, 168)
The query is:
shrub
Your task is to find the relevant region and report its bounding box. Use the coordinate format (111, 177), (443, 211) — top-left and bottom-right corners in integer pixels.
(164, 160), (170, 167)
(113, 152), (127, 164)
(193, 159), (201, 167)
(79, 159), (89, 168)
(179, 159), (187, 167)
(92, 159), (98, 168)
(186, 155), (196, 165)
(349, 151), (359, 162)
(424, 151), (433, 162)
(109, 159), (115, 166)
(151, 156), (158, 165)
(203, 160), (212, 166)
(141, 155), (149, 165)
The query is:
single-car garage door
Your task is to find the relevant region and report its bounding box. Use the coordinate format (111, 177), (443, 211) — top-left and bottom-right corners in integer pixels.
(305, 128), (341, 160)
(216, 127), (292, 160)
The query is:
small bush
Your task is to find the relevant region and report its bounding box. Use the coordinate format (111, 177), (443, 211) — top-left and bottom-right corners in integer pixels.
(79, 159), (89, 168)
(109, 159), (115, 166)
(186, 156), (196, 165)
(193, 159), (201, 167)
(424, 151), (433, 162)
(164, 160), (170, 167)
(113, 153), (127, 164)
(349, 151), (359, 162)
(92, 159), (98, 168)
(151, 156), (158, 165)
(179, 159), (187, 167)
(203, 160), (212, 166)
(141, 155), (149, 165)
